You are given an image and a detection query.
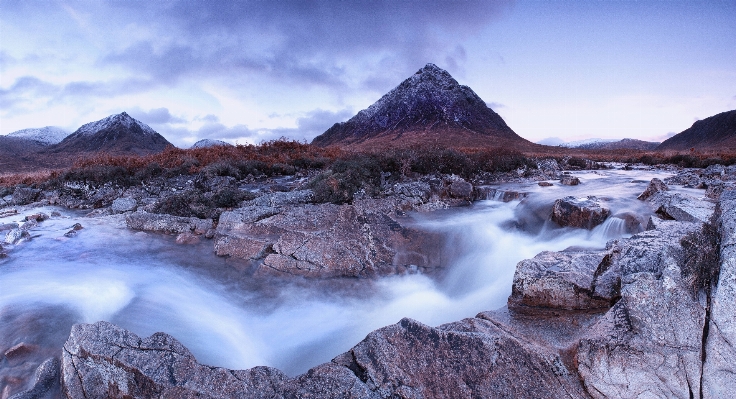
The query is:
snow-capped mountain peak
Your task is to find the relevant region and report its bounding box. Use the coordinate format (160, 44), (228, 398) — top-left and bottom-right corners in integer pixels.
(191, 139), (233, 149)
(73, 112), (157, 137)
(7, 126), (69, 145)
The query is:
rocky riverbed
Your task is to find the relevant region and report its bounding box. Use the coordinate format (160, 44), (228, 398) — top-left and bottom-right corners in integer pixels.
(2, 163), (735, 398)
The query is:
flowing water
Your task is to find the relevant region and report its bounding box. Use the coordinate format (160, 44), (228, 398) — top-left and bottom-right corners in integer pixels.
(0, 169), (704, 389)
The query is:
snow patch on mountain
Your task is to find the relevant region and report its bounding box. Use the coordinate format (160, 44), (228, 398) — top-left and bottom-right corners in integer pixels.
(7, 126), (69, 145)
(560, 138), (619, 148)
(74, 112), (157, 137)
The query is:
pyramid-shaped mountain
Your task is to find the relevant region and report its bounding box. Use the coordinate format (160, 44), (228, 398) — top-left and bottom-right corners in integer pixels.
(657, 110), (736, 151)
(51, 112), (172, 156)
(312, 64), (533, 149)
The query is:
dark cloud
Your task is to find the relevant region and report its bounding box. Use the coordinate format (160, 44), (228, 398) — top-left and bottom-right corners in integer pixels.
(101, 1), (514, 91)
(0, 76), (58, 109)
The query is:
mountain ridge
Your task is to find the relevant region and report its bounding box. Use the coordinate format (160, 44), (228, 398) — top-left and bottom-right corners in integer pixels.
(312, 64), (533, 150)
(657, 110), (736, 151)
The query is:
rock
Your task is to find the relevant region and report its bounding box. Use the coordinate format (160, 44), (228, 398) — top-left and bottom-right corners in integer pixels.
(61, 321), (288, 398)
(559, 175), (580, 186)
(60, 318), (588, 399)
(4, 342), (38, 361)
(19, 219), (37, 231)
(576, 220), (709, 397)
(448, 180), (473, 200)
(650, 191), (715, 224)
(702, 190), (736, 396)
(4, 229), (30, 245)
(0, 208), (19, 218)
(11, 187), (41, 205)
(24, 213), (49, 222)
(551, 196), (610, 229)
(126, 211), (213, 235)
(8, 357), (59, 399)
(637, 177), (669, 200)
(538, 181), (553, 187)
(111, 197), (137, 213)
(215, 199), (443, 278)
(392, 181), (431, 202)
(331, 317), (588, 398)
(175, 232), (200, 245)
(245, 189), (314, 208)
(509, 249), (614, 311)
(51, 211), (61, 217)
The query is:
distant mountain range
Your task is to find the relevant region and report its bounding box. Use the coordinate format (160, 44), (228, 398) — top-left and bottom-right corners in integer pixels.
(7, 126), (69, 145)
(657, 110), (736, 151)
(537, 138), (660, 151)
(312, 63), (535, 150)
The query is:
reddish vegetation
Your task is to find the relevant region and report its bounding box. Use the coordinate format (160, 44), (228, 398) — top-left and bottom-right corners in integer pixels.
(2, 139), (736, 190)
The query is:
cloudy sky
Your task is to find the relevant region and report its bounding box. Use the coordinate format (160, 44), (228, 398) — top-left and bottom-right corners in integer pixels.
(1, 0), (735, 147)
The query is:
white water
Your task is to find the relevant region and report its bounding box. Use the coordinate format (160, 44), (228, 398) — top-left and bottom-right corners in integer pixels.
(0, 169), (702, 377)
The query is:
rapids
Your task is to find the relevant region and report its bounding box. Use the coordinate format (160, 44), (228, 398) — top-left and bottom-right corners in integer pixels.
(0, 169), (704, 380)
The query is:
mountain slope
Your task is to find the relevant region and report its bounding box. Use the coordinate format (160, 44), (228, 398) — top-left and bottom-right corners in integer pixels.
(50, 112), (172, 156)
(7, 126), (69, 145)
(312, 64), (533, 150)
(568, 138), (660, 151)
(658, 110), (736, 151)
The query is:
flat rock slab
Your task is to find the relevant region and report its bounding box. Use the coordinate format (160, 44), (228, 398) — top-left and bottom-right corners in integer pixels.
(509, 249), (613, 311)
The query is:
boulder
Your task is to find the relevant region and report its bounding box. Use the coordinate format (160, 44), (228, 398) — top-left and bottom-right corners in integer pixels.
(538, 181), (553, 187)
(61, 321), (288, 399)
(551, 196), (610, 229)
(111, 197), (137, 213)
(60, 317), (588, 399)
(702, 190), (736, 396)
(448, 180), (473, 200)
(8, 357), (59, 399)
(215, 199), (443, 278)
(509, 249), (614, 311)
(4, 229), (30, 245)
(24, 213), (49, 222)
(650, 191), (715, 224)
(11, 187), (41, 205)
(576, 220), (709, 398)
(126, 211), (213, 235)
(636, 178), (668, 200)
(559, 175), (580, 186)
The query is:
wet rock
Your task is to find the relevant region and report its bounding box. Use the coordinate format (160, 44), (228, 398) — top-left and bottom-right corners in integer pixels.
(538, 181), (553, 187)
(8, 357), (59, 399)
(19, 220), (37, 231)
(175, 232), (201, 245)
(702, 190), (736, 396)
(61, 321), (288, 399)
(126, 211), (213, 235)
(50, 211), (61, 217)
(636, 177), (668, 200)
(24, 213), (48, 222)
(576, 220), (708, 397)
(217, 206), (280, 230)
(509, 249), (614, 311)
(551, 196), (610, 229)
(559, 174), (580, 186)
(4, 229), (30, 245)
(11, 187), (41, 205)
(650, 191), (715, 224)
(111, 197), (137, 213)
(0, 209), (19, 218)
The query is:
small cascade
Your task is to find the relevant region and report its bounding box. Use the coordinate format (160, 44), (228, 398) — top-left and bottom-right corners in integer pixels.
(591, 216), (629, 241)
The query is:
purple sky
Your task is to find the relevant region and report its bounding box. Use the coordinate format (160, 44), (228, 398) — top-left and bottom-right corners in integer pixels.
(1, 0), (735, 147)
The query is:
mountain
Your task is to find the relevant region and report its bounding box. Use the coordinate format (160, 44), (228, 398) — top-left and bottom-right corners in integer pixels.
(50, 112), (172, 156)
(657, 110), (736, 151)
(564, 138), (660, 151)
(312, 63), (533, 150)
(536, 137), (565, 146)
(7, 126), (69, 145)
(191, 139), (233, 149)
